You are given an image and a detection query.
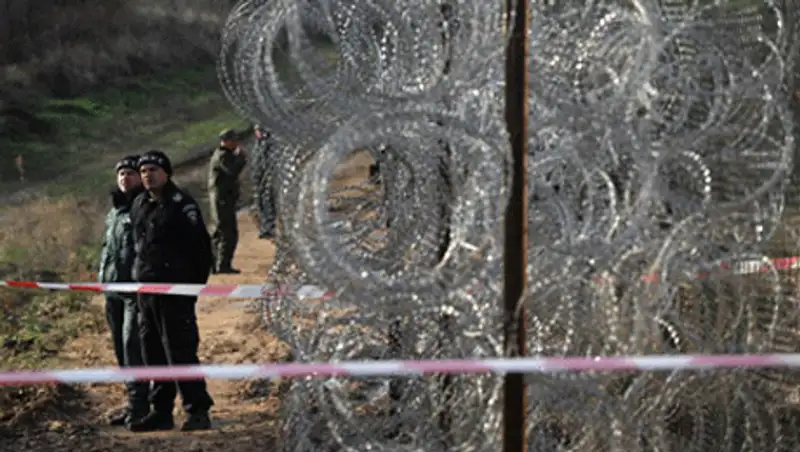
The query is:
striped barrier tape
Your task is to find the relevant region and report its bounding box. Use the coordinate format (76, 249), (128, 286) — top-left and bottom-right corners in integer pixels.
(0, 281), (333, 300)
(1, 256), (798, 299)
(1, 354), (799, 386)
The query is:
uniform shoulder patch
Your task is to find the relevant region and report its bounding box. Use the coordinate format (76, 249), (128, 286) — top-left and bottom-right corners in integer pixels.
(182, 203), (200, 225)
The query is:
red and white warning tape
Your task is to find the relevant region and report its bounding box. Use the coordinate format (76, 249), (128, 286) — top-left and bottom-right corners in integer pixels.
(0, 354), (799, 386)
(641, 256), (800, 282)
(1, 257), (799, 386)
(1, 256), (798, 299)
(0, 281), (332, 300)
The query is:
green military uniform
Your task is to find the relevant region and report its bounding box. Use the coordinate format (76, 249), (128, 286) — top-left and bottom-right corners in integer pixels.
(208, 144), (246, 272)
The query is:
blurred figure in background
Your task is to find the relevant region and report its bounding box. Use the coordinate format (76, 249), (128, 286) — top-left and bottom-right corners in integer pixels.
(208, 129), (247, 274)
(250, 124), (277, 239)
(14, 154), (25, 182)
(98, 154), (149, 427)
(369, 144), (388, 184)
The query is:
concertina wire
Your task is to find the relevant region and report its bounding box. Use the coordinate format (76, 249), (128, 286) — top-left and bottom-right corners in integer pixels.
(217, 0), (800, 450)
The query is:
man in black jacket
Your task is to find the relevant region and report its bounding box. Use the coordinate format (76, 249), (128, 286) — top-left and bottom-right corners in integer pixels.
(128, 150), (215, 432)
(99, 155), (149, 426)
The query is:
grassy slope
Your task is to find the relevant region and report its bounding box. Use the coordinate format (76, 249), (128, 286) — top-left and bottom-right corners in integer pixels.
(2, 65), (249, 198)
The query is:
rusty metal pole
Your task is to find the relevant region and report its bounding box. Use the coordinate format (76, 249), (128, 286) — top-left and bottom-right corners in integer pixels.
(502, 0), (529, 450)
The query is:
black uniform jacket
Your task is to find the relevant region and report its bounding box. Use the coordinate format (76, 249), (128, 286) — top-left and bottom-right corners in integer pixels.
(131, 182), (213, 284)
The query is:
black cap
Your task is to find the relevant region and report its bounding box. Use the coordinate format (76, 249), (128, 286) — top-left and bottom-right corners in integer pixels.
(115, 154), (140, 173)
(219, 129), (237, 141)
(137, 150), (173, 175)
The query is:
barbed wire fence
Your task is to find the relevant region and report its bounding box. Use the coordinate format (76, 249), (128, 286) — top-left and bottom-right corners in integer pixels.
(219, 0), (800, 450)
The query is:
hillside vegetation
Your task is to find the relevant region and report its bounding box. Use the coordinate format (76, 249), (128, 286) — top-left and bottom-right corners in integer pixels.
(0, 0), (244, 189)
(1, 0), (235, 97)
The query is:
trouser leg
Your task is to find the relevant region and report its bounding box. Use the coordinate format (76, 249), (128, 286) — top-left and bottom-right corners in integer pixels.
(138, 294), (176, 415)
(215, 205), (238, 270)
(158, 295), (214, 414)
(223, 210), (239, 267)
(105, 295), (125, 368)
(257, 178), (276, 237)
(209, 195), (222, 270)
(257, 197), (273, 236)
(263, 192), (277, 235)
(211, 229), (222, 270)
(121, 295), (149, 410)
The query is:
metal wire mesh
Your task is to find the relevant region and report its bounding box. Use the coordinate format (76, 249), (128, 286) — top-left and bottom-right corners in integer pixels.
(219, 0), (800, 450)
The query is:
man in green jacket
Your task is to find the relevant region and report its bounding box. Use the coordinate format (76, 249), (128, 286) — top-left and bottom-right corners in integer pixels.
(208, 129), (247, 274)
(98, 155), (149, 427)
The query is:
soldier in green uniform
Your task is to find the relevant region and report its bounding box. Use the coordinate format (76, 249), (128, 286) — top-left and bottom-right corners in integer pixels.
(208, 129), (247, 274)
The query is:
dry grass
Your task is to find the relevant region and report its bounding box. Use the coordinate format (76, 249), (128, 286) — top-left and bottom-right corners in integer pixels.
(0, 196), (108, 422)
(0, 196), (105, 277)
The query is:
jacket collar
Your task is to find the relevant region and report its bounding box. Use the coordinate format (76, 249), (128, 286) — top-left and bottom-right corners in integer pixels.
(162, 180), (178, 197)
(110, 185), (144, 209)
(146, 180), (179, 204)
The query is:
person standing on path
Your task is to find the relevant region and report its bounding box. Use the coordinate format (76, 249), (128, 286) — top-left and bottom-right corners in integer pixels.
(98, 155), (149, 427)
(129, 150), (215, 432)
(208, 129), (247, 273)
(250, 124), (277, 239)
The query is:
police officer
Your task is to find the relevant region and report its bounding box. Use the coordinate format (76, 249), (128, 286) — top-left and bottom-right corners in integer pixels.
(208, 129), (247, 273)
(128, 150), (215, 432)
(250, 125), (277, 239)
(99, 155), (149, 427)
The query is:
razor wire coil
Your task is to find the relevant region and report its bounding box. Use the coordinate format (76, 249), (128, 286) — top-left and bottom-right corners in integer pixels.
(220, 0), (800, 450)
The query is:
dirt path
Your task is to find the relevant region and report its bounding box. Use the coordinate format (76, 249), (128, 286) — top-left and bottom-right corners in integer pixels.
(2, 213), (289, 451)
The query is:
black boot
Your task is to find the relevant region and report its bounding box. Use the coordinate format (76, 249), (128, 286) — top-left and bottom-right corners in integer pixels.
(108, 404), (148, 426)
(181, 412), (212, 431)
(127, 403), (150, 425)
(107, 406), (129, 426)
(127, 411), (174, 432)
(216, 259), (241, 274)
(216, 267), (241, 274)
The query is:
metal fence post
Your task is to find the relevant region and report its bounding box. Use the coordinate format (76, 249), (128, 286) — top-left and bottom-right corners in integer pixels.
(502, 0), (529, 450)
